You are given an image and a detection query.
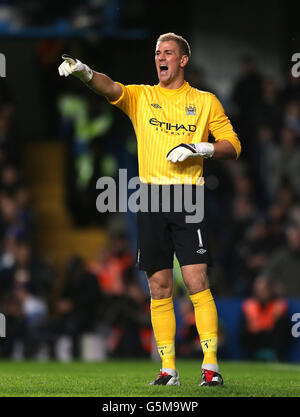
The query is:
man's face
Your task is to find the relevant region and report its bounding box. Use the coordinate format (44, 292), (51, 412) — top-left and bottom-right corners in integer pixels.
(155, 40), (188, 86)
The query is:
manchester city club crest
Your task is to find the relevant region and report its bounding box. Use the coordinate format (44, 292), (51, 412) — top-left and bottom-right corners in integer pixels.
(185, 104), (197, 115)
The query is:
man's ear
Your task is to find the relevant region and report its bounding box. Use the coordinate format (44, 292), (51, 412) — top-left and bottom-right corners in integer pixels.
(180, 55), (189, 68)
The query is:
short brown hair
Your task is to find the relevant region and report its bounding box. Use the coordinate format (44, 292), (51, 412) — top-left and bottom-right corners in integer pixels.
(157, 32), (191, 58)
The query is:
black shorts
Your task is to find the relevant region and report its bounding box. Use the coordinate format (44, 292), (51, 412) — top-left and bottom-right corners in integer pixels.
(136, 185), (212, 273)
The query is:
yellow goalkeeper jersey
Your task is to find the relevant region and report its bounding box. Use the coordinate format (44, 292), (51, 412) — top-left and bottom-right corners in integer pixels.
(108, 81), (241, 184)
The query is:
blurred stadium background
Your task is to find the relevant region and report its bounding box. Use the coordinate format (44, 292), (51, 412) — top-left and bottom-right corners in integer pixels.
(0, 0), (300, 365)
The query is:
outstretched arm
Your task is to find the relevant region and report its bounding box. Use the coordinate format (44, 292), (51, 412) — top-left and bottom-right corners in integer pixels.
(87, 72), (123, 102)
(58, 55), (122, 102)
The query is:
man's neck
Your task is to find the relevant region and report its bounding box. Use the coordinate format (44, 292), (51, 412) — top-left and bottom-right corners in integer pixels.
(159, 78), (185, 90)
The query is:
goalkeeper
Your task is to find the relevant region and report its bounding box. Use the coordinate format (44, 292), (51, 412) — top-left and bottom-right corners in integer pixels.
(58, 33), (241, 386)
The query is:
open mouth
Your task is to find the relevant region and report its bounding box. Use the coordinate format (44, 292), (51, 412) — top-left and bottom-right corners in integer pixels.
(160, 65), (168, 74)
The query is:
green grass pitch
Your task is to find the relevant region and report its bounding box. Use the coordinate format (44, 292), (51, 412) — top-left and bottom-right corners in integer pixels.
(0, 359), (300, 397)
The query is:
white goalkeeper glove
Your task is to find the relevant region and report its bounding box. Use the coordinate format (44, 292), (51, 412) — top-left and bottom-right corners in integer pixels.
(166, 143), (215, 162)
(58, 54), (93, 83)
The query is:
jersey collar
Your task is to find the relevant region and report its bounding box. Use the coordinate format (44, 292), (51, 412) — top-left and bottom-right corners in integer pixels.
(156, 81), (190, 95)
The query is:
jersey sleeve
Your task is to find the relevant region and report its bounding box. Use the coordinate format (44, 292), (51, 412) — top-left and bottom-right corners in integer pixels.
(107, 82), (142, 121)
(208, 94), (241, 159)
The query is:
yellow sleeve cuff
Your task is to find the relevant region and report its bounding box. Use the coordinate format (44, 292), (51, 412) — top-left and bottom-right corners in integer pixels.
(106, 82), (125, 105)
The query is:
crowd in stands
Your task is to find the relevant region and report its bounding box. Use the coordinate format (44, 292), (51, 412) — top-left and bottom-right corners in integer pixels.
(1, 53), (300, 362)
(0, 85), (56, 358)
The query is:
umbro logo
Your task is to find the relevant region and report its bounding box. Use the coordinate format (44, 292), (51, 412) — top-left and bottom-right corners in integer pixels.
(196, 229), (206, 254)
(197, 248), (207, 254)
(151, 103), (162, 109)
